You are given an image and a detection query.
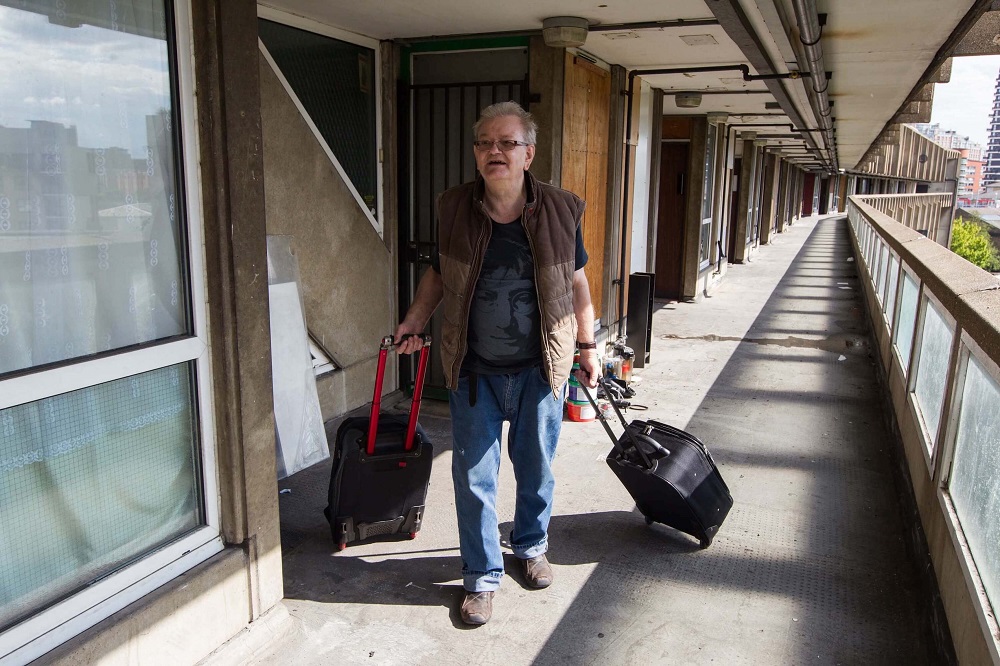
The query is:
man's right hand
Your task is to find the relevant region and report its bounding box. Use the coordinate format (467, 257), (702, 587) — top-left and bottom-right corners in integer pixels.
(393, 322), (425, 354)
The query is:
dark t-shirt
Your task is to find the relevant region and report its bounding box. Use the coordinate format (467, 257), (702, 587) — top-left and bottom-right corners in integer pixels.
(433, 219), (588, 375)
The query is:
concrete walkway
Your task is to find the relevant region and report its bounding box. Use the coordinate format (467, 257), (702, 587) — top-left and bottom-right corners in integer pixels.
(213, 214), (939, 665)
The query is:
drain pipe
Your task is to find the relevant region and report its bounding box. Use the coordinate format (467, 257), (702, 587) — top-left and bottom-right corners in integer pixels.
(616, 64), (810, 336)
(790, 0), (837, 171)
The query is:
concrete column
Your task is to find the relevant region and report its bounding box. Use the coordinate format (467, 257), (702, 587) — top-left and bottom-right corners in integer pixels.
(732, 136), (756, 263)
(192, 0), (283, 616)
(759, 153), (779, 245)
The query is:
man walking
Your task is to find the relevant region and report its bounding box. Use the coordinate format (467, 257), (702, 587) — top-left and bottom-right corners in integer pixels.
(395, 101), (600, 625)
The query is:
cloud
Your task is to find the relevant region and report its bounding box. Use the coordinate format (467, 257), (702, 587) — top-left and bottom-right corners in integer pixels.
(931, 55), (1000, 147)
(0, 5), (171, 157)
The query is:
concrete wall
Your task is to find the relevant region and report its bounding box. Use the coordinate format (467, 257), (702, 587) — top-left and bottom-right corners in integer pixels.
(528, 36), (564, 186)
(258, 54), (395, 419)
(850, 196), (1000, 665)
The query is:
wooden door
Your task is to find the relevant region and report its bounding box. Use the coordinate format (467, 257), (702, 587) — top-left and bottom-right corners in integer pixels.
(561, 53), (610, 316)
(654, 142), (689, 299)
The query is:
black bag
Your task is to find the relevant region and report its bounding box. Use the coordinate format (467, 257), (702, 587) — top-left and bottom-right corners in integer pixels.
(325, 335), (433, 550)
(583, 380), (732, 548)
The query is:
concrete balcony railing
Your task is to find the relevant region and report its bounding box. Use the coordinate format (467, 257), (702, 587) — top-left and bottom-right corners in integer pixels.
(847, 195), (1000, 665)
(854, 192), (954, 246)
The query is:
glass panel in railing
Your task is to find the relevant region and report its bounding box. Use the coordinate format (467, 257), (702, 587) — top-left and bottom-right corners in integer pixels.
(912, 298), (953, 449)
(0, 363), (204, 632)
(879, 245), (891, 305)
(949, 354), (999, 618)
(894, 272), (919, 374)
(874, 241), (886, 298)
(884, 255), (899, 329)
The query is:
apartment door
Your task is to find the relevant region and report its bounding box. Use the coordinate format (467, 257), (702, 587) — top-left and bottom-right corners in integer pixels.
(654, 142), (689, 299)
(561, 53), (610, 319)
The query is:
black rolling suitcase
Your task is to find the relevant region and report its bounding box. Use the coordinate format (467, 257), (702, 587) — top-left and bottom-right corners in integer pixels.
(325, 334), (433, 551)
(583, 379), (732, 548)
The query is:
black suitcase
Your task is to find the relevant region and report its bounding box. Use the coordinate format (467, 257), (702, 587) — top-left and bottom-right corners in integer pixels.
(325, 334), (433, 550)
(583, 379), (733, 548)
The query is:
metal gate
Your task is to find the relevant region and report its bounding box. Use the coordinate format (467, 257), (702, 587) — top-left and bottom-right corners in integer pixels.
(399, 79), (528, 395)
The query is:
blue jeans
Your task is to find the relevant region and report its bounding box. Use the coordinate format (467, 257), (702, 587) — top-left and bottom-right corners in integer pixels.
(449, 366), (566, 592)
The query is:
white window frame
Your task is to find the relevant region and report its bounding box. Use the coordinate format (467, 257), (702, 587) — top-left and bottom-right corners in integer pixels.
(0, 0), (223, 661)
(256, 5), (385, 238)
(891, 262), (920, 380)
(936, 331), (1000, 663)
(903, 286), (958, 477)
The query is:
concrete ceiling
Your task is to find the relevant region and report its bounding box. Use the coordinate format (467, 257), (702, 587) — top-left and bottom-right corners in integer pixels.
(259, 0), (981, 171)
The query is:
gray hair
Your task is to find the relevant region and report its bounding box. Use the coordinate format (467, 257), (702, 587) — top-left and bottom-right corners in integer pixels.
(473, 101), (538, 145)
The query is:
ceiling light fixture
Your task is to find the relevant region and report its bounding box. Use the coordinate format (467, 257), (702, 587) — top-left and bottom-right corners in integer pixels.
(542, 16), (589, 48)
(675, 92), (702, 108)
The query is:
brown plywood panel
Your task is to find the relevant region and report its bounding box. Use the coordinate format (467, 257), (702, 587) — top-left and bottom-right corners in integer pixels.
(561, 54), (588, 201)
(584, 65), (610, 316)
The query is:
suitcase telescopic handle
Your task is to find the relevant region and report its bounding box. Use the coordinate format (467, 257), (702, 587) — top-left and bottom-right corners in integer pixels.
(367, 334), (432, 456)
(581, 379), (654, 470)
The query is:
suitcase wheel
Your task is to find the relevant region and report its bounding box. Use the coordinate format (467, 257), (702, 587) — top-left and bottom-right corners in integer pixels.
(409, 532), (417, 540)
(337, 542), (347, 552)
(644, 515), (654, 526)
(699, 537), (712, 549)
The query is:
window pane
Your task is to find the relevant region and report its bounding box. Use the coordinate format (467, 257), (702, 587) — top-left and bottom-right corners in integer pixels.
(874, 242), (886, 298)
(258, 19), (378, 218)
(0, 363), (203, 631)
(894, 272), (919, 373)
(913, 299), (953, 447)
(0, 3), (190, 375)
(884, 254), (899, 328)
(701, 124), (717, 221)
(950, 355), (1000, 618)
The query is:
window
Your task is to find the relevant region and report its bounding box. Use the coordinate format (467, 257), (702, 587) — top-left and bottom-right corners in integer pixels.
(883, 254), (899, 329)
(911, 296), (954, 453)
(257, 10), (382, 234)
(948, 353), (1000, 622)
(894, 271), (919, 374)
(699, 124), (717, 269)
(0, 0), (219, 660)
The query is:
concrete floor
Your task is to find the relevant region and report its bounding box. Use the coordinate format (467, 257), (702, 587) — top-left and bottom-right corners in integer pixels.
(212, 214), (940, 665)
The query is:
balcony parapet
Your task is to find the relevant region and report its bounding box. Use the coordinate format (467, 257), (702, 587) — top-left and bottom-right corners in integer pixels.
(853, 193), (953, 246)
(847, 195), (1000, 666)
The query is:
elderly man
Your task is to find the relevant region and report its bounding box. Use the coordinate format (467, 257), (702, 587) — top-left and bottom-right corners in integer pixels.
(395, 101), (599, 625)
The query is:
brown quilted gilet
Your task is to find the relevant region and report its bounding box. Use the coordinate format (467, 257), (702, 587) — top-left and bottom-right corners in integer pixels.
(435, 171), (586, 394)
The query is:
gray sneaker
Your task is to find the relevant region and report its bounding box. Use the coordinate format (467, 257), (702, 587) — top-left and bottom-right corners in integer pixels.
(460, 591), (494, 625)
(520, 554), (553, 588)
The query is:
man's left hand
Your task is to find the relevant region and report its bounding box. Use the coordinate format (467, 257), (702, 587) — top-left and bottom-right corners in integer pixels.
(575, 350), (600, 389)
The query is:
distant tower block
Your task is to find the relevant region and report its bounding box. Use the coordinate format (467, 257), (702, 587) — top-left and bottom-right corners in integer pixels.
(984, 69), (1000, 187)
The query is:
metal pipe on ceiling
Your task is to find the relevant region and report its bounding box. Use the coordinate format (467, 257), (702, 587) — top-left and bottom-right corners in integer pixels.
(790, 0), (838, 171)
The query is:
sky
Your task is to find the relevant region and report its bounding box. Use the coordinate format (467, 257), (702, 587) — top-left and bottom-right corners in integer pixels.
(930, 55), (1000, 146)
(0, 5), (171, 158)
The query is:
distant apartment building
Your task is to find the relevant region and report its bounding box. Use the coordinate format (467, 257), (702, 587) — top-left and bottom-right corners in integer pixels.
(984, 71), (1000, 186)
(912, 123), (985, 200)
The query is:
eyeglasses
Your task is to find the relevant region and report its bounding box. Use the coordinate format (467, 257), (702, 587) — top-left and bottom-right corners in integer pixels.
(473, 139), (530, 152)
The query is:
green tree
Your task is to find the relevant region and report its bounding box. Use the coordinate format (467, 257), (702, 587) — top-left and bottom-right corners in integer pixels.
(950, 216), (1000, 272)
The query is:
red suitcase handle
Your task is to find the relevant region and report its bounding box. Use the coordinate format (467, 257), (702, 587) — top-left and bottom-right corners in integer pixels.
(367, 334), (431, 456)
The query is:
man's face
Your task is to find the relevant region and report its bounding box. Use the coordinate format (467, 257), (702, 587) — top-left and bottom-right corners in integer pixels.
(474, 115), (535, 189)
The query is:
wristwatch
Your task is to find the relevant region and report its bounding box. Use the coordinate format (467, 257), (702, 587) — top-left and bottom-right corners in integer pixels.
(576, 340), (598, 350)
